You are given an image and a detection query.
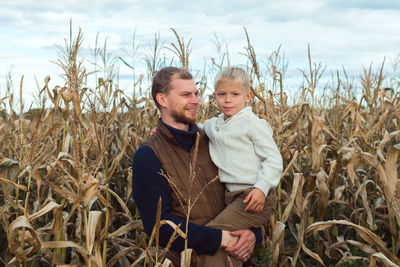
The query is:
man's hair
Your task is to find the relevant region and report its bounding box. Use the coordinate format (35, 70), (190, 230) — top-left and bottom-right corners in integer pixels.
(152, 67), (193, 109)
(214, 66), (250, 91)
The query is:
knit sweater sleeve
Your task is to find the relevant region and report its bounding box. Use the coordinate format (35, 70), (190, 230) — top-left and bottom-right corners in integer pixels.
(132, 145), (222, 255)
(249, 117), (283, 196)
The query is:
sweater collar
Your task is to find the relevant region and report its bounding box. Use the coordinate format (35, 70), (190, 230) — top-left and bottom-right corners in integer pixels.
(159, 119), (197, 152)
(217, 106), (252, 124)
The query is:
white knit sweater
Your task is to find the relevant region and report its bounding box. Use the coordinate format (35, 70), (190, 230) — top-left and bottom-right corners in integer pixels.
(203, 107), (283, 196)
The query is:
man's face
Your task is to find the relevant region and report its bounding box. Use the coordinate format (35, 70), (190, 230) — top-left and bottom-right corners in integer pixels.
(161, 76), (199, 128)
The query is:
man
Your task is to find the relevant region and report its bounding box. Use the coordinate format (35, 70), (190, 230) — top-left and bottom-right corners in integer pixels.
(132, 67), (262, 266)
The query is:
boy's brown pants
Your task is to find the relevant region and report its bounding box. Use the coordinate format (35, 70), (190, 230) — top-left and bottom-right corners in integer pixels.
(198, 188), (276, 267)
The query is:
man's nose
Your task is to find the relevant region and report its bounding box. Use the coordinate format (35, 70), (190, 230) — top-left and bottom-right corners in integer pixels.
(191, 94), (199, 104)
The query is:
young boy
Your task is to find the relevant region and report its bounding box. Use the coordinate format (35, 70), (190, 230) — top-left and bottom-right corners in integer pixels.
(197, 66), (283, 266)
(202, 65), (283, 241)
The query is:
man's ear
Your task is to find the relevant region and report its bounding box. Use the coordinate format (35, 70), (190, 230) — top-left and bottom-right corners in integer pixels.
(156, 93), (168, 108)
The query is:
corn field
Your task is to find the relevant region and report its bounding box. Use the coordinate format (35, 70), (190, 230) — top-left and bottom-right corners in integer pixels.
(0, 26), (399, 267)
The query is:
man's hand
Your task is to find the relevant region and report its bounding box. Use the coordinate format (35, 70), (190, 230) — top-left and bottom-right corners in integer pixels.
(220, 230), (239, 248)
(243, 188), (265, 213)
(225, 229), (256, 262)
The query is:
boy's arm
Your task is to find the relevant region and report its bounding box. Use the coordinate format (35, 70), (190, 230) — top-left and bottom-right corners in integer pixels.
(199, 118), (215, 137)
(249, 118), (283, 196)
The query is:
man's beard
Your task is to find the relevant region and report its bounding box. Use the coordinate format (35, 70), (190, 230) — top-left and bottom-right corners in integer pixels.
(171, 108), (196, 125)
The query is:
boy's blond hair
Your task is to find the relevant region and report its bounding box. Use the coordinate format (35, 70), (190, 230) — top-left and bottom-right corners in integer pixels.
(214, 66), (250, 91)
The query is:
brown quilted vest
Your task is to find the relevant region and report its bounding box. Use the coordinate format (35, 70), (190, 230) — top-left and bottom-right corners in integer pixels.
(142, 120), (226, 225)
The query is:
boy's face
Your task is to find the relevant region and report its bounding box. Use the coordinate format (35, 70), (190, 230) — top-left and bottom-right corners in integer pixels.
(214, 82), (252, 120)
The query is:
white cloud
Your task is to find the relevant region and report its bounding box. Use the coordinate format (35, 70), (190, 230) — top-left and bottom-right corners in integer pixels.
(1, 0), (400, 105)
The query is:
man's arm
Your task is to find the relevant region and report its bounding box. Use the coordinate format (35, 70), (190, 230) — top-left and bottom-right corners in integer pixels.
(132, 145), (223, 255)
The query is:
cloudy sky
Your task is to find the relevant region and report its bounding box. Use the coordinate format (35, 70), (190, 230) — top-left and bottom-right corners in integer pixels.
(1, 0), (399, 105)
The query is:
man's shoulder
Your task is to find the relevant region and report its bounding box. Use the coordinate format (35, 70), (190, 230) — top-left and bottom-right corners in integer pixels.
(141, 129), (169, 150)
(135, 144), (154, 153)
(132, 144), (163, 174)
(133, 145), (157, 163)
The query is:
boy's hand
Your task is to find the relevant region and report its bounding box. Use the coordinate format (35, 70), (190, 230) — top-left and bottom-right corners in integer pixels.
(149, 127), (158, 136)
(243, 188), (265, 213)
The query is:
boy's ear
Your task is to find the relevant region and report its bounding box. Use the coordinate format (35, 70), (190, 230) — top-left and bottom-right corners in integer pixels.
(246, 90), (253, 102)
(156, 93), (168, 108)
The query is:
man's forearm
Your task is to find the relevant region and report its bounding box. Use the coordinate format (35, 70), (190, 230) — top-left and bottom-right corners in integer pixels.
(159, 213), (222, 254)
